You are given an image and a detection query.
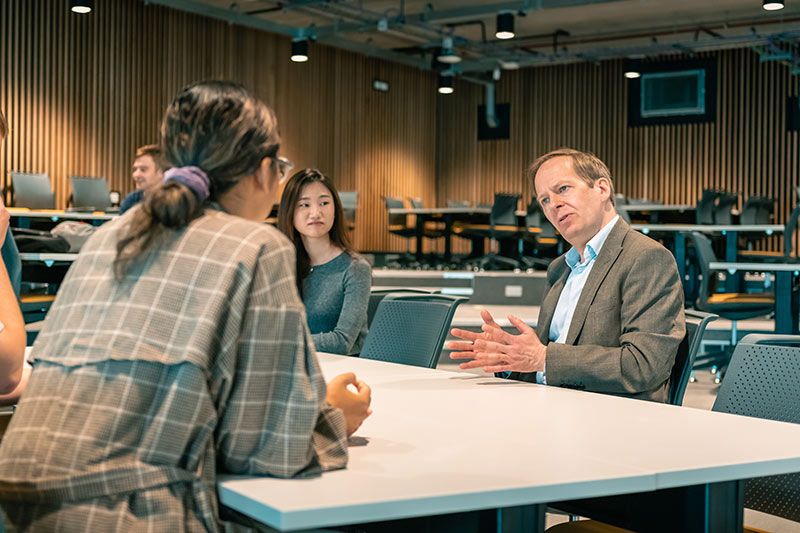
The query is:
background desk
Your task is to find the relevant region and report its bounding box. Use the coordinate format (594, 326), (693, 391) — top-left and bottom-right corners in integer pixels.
(219, 354), (800, 532)
(710, 261), (800, 334)
(8, 208), (117, 228)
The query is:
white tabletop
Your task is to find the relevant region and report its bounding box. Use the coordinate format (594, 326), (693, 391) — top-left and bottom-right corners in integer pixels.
(19, 252), (79, 262)
(631, 224), (783, 234)
(710, 261), (800, 273)
(618, 204), (695, 212)
(218, 354), (800, 531)
(8, 208), (117, 221)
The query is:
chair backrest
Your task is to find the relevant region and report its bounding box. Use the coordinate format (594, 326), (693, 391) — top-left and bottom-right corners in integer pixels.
(1, 228), (21, 297)
(712, 191), (738, 225)
(526, 199), (558, 239)
(739, 195), (774, 225)
(712, 334), (800, 523)
(361, 293), (467, 368)
(70, 176), (111, 210)
(367, 288), (436, 328)
(408, 197), (424, 209)
(667, 309), (718, 405)
(616, 206), (631, 224)
(447, 200), (471, 208)
(695, 189), (719, 225)
(339, 191), (358, 224)
(687, 231), (717, 311)
(11, 172), (55, 209)
(383, 196), (407, 227)
(490, 193), (519, 228)
(784, 205), (800, 259)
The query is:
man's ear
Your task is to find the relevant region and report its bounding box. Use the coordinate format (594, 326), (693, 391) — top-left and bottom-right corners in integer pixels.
(595, 177), (612, 199)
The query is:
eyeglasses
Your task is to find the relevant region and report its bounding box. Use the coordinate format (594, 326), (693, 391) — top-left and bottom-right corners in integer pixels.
(276, 156), (294, 184)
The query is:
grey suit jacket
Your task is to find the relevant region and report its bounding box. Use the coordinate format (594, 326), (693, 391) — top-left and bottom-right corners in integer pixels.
(516, 218), (685, 403)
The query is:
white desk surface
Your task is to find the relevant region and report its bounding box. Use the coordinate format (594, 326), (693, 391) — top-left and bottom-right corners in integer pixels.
(19, 252), (79, 262)
(8, 208), (117, 221)
(218, 354), (800, 532)
(710, 261), (800, 273)
(631, 223), (783, 233)
(618, 204), (695, 212)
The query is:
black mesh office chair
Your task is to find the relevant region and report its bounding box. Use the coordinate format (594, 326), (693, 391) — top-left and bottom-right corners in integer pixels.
(739, 204), (799, 263)
(339, 191), (358, 231)
(407, 197), (445, 265)
(712, 191), (738, 225)
(713, 334), (800, 529)
(695, 189), (720, 225)
(668, 309), (718, 406)
(360, 293), (467, 368)
(688, 231), (775, 382)
(521, 200), (556, 270)
(367, 288), (435, 328)
(457, 193), (523, 270)
(383, 196), (417, 268)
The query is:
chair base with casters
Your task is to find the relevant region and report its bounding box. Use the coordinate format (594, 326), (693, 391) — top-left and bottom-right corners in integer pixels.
(360, 293), (467, 368)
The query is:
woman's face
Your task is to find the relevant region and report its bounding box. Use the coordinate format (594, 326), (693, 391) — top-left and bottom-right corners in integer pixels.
(293, 181), (335, 239)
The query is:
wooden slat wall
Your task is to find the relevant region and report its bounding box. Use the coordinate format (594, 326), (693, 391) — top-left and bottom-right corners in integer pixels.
(0, 0), (437, 252)
(3, 1), (798, 254)
(437, 50), (799, 254)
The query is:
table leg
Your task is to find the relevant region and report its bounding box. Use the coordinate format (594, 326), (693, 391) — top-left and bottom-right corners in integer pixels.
(724, 231), (743, 292)
(415, 214), (425, 263)
(551, 480), (743, 533)
(443, 214), (454, 264)
(774, 271), (797, 334)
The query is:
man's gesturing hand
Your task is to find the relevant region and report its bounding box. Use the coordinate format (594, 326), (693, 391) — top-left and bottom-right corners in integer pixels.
(448, 310), (546, 374)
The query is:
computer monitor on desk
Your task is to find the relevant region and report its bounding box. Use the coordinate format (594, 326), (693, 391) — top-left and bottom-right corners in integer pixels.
(70, 176), (111, 211)
(10, 172), (55, 210)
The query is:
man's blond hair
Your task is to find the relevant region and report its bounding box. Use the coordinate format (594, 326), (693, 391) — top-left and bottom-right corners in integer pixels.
(527, 148), (616, 207)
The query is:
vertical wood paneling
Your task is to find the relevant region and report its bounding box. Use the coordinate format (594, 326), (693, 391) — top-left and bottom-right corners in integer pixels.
(438, 48), (800, 253)
(3, 1), (799, 254)
(1, 0), (436, 252)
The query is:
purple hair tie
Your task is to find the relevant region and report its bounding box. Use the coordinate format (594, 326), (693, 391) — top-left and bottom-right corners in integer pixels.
(163, 166), (210, 202)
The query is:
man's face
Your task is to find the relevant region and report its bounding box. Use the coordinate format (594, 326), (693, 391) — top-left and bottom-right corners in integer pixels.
(534, 156), (612, 252)
(132, 155), (163, 190)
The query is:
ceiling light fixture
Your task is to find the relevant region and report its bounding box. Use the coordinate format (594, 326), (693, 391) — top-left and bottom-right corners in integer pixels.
(291, 40), (309, 63)
(496, 12), (515, 40)
(438, 75), (454, 95)
(762, 0), (785, 10)
(437, 37), (461, 64)
(624, 70), (641, 79)
(70, 0), (93, 14)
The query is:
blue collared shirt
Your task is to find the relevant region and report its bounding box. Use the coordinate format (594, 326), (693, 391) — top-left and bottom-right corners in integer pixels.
(536, 215), (619, 384)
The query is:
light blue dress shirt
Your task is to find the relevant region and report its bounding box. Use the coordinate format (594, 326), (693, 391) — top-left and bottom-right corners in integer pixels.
(536, 215), (619, 384)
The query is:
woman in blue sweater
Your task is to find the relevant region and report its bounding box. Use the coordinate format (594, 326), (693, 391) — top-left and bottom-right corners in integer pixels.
(279, 169), (371, 355)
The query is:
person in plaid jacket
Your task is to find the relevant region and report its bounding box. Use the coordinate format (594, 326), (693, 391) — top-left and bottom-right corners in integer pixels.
(0, 81), (371, 532)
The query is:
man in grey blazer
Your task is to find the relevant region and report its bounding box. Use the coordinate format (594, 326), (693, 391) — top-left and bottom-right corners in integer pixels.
(450, 148), (685, 403)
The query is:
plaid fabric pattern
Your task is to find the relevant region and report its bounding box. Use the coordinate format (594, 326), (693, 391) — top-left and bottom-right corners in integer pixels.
(0, 208), (348, 532)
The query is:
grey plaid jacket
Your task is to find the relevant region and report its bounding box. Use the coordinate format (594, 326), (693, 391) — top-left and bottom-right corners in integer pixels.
(0, 207), (348, 532)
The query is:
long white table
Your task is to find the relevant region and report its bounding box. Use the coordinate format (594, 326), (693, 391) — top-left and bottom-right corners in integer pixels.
(218, 354), (800, 532)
